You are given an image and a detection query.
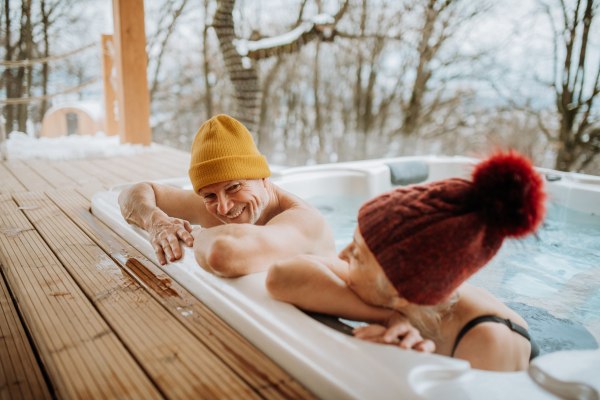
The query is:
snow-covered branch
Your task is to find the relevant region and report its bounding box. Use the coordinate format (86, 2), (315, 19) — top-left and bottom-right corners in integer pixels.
(233, 14), (335, 60)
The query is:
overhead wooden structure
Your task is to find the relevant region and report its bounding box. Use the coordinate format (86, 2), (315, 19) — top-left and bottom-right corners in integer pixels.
(112, 0), (152, 145)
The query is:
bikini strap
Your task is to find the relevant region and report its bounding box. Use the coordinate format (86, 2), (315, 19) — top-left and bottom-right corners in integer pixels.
(451, 315), (531, 357)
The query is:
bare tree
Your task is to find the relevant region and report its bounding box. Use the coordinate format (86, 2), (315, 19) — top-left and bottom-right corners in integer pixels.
(402, 0), (488, 136)
(1, 0), (94, 134)
(540, 0), (600, 171)
(202, 0), (213, 120)
(2, 0), (35, 133)
(212, 0), (348, 140)
(39, 0), (70, 119)
(147, 0), (190, 102)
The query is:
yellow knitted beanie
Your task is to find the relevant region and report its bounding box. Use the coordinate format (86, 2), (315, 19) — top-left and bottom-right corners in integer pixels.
(188, 115), (271, 193)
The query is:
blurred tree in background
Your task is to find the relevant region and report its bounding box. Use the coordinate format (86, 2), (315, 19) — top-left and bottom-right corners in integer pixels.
(539, 0), (600, 172)
(0, 0), (100, 134)
(1, 0), (599, 174)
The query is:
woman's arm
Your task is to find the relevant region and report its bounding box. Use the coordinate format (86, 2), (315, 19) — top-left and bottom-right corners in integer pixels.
(266, 255), (434, 352)
(266, 254), (395, 324)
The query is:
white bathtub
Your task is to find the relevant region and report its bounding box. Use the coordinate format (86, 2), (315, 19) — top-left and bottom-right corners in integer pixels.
(91, 156), (600, 400)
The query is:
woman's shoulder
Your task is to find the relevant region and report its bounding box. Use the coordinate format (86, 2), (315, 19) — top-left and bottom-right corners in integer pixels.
(460, 284), (529, 329)
(452, 315), (531, 371)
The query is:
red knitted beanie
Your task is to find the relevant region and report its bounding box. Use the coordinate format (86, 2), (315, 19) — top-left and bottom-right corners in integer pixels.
(357, 152), (546, 306)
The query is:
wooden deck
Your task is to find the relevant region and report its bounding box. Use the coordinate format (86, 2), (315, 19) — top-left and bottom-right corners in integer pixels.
(0, 147), (315, 400)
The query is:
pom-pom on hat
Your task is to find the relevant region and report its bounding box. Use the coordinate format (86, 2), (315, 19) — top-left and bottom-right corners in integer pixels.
(189, 115), (271, 194)
(357, 151), (546, 306)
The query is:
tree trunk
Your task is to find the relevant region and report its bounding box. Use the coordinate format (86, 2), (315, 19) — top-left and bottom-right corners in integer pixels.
(555, 113), (578, 171)
(213, 0), (261, 134)
(551, 0), (600, 171)
(314, 41), (328, 163)
(361, 37), (384, 158)
(202, 0), (213, 121)
(40, 0), (50, 123)
(257, 57), (282, 154)
(150, 0), (188, 102)
(3, 0), (14, 134)
(403, 0), (437, 136)
(354, 0), (368, 159)
(17, 0), (32, 133)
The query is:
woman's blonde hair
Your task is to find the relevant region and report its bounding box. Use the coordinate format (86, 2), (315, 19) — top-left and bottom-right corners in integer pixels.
(403, 294), (459, 339)
(375, 267), (458, 339)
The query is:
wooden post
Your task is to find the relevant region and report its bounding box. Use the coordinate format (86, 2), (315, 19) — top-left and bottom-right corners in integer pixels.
(101, 34), (119, 137)
(112, 0), (152, 145)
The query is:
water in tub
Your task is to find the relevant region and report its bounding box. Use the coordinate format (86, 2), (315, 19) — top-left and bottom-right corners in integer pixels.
(307, 194), (600, 355)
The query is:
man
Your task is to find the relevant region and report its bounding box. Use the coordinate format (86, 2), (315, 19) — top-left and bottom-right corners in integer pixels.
(118, 114), (336, 277)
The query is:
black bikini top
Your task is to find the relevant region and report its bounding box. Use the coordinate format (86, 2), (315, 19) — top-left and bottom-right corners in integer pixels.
(451, 315), (540, 361)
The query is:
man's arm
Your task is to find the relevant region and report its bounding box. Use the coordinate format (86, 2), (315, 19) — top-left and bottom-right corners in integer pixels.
(118, 182), (220, 264)
(192, 206), (335, 277)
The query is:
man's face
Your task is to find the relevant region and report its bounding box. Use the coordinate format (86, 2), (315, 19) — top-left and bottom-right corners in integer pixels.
(198, 179), (269, 225)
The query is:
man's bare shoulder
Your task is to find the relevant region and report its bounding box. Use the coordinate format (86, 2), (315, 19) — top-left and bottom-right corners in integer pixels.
(270, 184), (324, 217)
(267, 184), (337, 256)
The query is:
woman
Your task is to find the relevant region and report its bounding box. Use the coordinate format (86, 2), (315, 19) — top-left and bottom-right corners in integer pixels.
(266, 151), (545, 371)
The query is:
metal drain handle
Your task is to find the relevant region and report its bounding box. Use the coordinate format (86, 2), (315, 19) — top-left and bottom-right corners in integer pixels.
(528, 364), (599, 400)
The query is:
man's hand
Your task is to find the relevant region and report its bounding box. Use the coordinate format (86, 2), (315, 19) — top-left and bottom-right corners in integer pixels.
(149, 209), (194, 265)
(353, 312), (435, 353)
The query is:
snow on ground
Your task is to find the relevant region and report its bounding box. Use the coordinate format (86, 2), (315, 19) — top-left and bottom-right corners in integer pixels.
(3, 131), (160, 161)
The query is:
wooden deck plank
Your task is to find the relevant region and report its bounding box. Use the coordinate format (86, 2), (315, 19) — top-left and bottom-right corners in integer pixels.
(21, 161), (78, 189)
(0, 194), (162, 400)
(107, 157), (174, 181)
(130, 152), (189, 178)
(14, 191), (263, 400)
(1, 197), (156, 400)
(133, 152), (189, 177)
(151, 151), (191, 174)
(46, 188), (316, 400)
(0, 164), (27, 194)
(67, 160), (128, 187)
(154, 145), (192, 163)
(0, 268), (52, 400)
(88, 158), (149, 183)
(74, 184), (109, 203)
(50, 161), (105, 187)
(2, 161), (53, 192)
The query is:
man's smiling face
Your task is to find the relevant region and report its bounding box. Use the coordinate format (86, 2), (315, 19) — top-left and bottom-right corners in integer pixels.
(198, 179), (269, 225)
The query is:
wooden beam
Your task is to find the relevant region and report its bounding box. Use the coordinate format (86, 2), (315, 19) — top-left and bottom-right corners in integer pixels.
(101, 34), (119, 137)
(112, 0), (152, 145)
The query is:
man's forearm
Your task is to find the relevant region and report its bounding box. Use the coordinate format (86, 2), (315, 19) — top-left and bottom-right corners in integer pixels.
(118, 183), (162, 231)
(192, 224), (258, 277)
